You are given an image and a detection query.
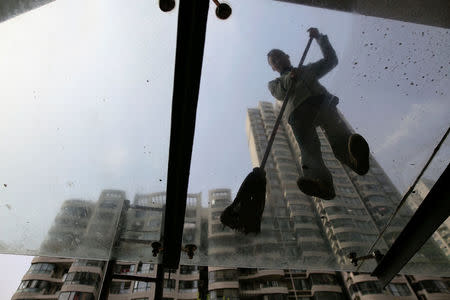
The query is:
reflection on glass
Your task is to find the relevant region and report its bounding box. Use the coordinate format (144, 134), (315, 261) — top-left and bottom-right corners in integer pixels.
(0, 0), (448, 281)
(187, 0), (449, 276)
(39, 190), (126, 260)
(0, 0), (176, 258)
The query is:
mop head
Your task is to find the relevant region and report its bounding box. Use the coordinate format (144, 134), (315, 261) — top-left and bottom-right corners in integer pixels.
(220, 167), (267, 234)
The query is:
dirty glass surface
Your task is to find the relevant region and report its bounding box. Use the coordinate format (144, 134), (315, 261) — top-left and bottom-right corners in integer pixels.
(185, 0), (450, 275)
(0, 0), (177, 261)
(1, 0), (449, 278)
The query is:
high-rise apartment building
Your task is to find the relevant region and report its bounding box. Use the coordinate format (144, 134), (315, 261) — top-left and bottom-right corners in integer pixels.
(11, 102), (449, 299)
(206, 188), (345, 300)
(13, 190), (204, 300)
(244, 101), (449, 300)
(406, 179), (450, 258)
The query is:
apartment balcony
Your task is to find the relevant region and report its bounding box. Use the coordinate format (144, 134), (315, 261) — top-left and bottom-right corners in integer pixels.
(310, 284), (342, 294)
(337, 240), (370, 250)
(177, 290), (200, 299)
(416, 291), (450, 300)
(178, 273), (200, 281)
(22, 273), (63, 283)
(238, 269), (285, 280)
(68, 265), (104, 275)
(293, 223), (318, 231)
(209, 281), (240, 290)
(60, 283), (97, 295)
(355, 293), (416, 300)
(32, 257), (74, 264)
(12, 292), (60, 300)
(297, 236), (323, 243)
(240, 286), (288, 297)
(301, 250), (330, 259)
(331, 226), (368, 234)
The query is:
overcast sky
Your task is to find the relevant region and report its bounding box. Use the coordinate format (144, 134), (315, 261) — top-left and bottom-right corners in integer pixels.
(0, 0), (449, 297)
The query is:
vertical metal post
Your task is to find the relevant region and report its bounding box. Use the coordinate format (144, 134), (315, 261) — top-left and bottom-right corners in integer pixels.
(98, 260), (115, 300)
(154, 264), (165, 300)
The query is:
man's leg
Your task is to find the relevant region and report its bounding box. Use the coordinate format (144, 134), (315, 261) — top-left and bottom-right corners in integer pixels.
(288, 102), (335, 200)
(317, 102), (370, 175)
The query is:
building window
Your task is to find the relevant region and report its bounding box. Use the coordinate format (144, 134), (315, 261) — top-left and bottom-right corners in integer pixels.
(110, 281), (131, 294)
(261, 280), (280, 288)
(133, 281), (151, 292)
(211, 198), (229, 208)
(64, 272), (100, 287)
(310, 274), (337, 285)
(330, 218), (354, 228)
(164, 279), (176, 291)
(73, 260), (105, 269)
(209, 270), (237, 283)
(28, 263), (55, 274)
(355, 221), (375, 231)
(17, 280), (50, 293)
(313, 292), (343, 300)
(209, 289), (239, 300)
(62, 206), (89, 218)
(325, 206), (345, 215)
(211, 211), (222, 220)
(115, 264), (136, 274)
(137, 263), (154, 274)
(179, 280), (198, 292)
(293, 278), (311, 290)
(346, 208), (367, 216)
(135, 210), (146, 218)
(100, 199), (117, 208)
(180, 265), (197, 274)
(353, 281), (384, 295)
(419, 280), (450, 293)
(58, 292), (95, 300)
(293, 216), (316, 224)
(386, 283), (411, 296)
(263, 295), (287, 300)
(296, 229), (322, 239)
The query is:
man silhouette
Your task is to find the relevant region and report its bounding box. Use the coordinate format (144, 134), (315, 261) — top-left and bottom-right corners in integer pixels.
(267, 27), (370, 200)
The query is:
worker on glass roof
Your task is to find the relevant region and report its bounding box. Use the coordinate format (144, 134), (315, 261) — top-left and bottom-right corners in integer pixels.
(267, 27), (370, 200)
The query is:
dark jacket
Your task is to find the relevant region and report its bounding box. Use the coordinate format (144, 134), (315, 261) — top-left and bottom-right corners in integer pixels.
(268, 34), (338, 118)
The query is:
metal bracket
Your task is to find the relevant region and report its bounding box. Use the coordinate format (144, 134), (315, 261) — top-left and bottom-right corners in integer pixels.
(348, 250), (384, 266)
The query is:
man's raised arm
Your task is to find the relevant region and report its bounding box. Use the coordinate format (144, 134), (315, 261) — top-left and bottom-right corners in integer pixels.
(306, 28), (338, 79)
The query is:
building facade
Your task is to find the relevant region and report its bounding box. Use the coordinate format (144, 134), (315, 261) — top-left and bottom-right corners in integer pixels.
(406, 179), (450, 258)
(11, 102), (450, 299)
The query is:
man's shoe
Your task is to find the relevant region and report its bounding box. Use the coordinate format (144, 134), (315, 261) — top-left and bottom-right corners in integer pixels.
(297, 177), (335, 200)
(348, 134), (369, 175)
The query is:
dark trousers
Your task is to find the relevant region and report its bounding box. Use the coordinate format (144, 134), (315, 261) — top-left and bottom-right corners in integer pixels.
(288, 95), (353, 183)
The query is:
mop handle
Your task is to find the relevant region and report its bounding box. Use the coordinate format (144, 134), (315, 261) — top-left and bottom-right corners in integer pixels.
(260, 36), (314, 170)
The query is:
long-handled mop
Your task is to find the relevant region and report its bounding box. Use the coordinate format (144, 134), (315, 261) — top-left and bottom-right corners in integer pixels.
(220, 36), (314, 234)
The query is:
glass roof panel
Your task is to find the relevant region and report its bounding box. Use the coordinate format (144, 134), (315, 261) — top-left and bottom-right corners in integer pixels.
(0, 0), (448, 277)
(185, 0), (450, 275)
(0, 0), (177, 260)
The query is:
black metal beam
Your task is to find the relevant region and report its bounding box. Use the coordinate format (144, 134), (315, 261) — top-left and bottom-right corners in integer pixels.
(98, 260), (115, 300)
(162, 0), (210, 270)
(154, 263), (165, 300)
(372, 163), (450, 287)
